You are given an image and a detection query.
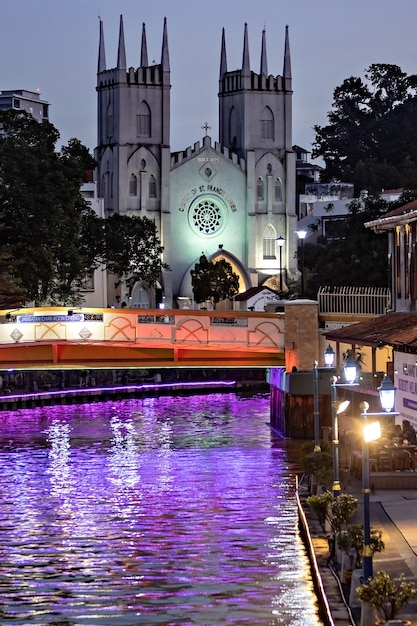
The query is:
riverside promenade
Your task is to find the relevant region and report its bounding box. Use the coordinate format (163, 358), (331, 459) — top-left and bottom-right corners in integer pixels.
(298, 476), (417, 625)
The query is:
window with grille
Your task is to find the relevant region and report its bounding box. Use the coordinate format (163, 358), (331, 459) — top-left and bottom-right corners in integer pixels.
(263, 225), (277, 259)
(80, 272), (95, 291)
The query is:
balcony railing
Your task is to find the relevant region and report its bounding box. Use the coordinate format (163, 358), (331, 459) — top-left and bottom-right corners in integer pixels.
(318, 286), (390, 317)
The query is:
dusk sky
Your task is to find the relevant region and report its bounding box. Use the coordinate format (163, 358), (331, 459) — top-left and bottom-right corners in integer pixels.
(2, 0), (417, 160)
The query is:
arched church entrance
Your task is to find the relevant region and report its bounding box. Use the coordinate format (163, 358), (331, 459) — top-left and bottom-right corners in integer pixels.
(178, 248), (252, 308)
(130, 283), (150, 309)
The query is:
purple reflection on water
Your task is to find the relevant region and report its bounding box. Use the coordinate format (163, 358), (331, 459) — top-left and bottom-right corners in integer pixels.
(0, 393), (320, 625)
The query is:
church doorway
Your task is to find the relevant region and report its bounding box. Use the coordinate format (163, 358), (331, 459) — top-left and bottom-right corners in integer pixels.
(130, 283), (151, 309)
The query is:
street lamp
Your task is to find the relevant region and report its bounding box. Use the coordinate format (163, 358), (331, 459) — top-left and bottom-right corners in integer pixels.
(330, 377), (351, 495)
(330, 357), (358, 496)
(313, 361), (320, 452)
(295, 229), (308, 297)
(276, 236), (285, 295)
(361, 374), (397, 582)
(312, 345), (336, 454)
(324, 344), (335, 367)
(378, 373), (396, 412)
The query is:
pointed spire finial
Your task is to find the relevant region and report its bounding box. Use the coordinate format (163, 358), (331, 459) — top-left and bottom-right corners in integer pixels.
(98, 18), (106, 74)
(117, 14), (126, 70)
(219, 27), (227, 79)
(260, 28), (268, 75)
(283, 25), (291, 79)
(141, 22), (148, 67)
(161, 17), (170, 71)
(242, 23), (250, 76)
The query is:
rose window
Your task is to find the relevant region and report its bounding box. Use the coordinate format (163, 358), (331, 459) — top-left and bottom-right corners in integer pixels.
(190, 200), (223, 235)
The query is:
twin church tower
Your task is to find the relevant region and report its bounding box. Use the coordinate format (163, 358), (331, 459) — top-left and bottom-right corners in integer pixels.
(95, 16), (297, 308)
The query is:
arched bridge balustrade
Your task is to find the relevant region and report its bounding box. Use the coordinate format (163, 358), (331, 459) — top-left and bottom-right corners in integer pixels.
(0, 308), (286, 369)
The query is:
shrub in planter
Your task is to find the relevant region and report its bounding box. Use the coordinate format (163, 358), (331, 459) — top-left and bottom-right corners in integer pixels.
(356, 570), (417, 622)
(306, 491), (358, 534)
(337, 523), (385, 568)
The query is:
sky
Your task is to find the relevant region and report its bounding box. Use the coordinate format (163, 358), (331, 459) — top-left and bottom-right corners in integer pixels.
(2, 0), (417, 160)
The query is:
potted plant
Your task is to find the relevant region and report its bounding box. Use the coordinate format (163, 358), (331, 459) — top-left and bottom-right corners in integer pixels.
(356, 570), (417, 624)
(302, 449), (333, 494)
(337, 523), (385, 568)
(307, 491), (358, 535)
(307, 491), (358, 564)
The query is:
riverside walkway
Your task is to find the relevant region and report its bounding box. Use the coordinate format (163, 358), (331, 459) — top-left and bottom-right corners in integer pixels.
(298, 476), (417, 625)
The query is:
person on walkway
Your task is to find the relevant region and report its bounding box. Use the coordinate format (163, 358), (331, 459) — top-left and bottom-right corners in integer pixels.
(402, 419), (417, 445)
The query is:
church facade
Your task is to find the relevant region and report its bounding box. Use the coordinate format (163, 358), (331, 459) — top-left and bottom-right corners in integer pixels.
(95, 16), (297, 309)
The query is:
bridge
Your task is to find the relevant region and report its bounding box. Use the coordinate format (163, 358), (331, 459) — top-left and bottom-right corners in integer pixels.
(0, 307), (286, 370)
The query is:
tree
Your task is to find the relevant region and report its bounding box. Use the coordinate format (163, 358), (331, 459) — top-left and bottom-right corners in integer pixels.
(357, 570), (417, 622)
(191, 254), (239, 309)
(306, 491), (358, 535)
(104, 214), (168, 293)
(304, 193), (398, 296)
(313, 64), (417, 193)
(337, 523), (385, 568)
(0, 109), (101, 305)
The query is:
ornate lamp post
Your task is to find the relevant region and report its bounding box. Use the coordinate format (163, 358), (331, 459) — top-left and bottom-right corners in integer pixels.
(324, 344), (335, 367)
(312, 345), (336, 454)
(330, 355), (358, 496)
(295, 229), (308, 297)
(276, 236), (285, 295)
(361, 374), (397, 582)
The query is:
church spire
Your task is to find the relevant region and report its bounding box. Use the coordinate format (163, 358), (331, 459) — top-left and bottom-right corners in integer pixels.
(117, 14), (126, 70)
(242, 23), (250, 77)
(260, 28), (268, 75)
(98, 19), (106, 74)
(283, 25), (291, 79)
(161, 17), (170, 71)
(219, 27), (227, 79)
(140, 22), (148, 67)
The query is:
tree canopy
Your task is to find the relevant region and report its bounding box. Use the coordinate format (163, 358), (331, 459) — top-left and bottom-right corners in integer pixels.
(104, 213), (169, 292)
(302, 192), (417, 296)
(312, 64), (417, 193)
(0, 110), (101, 305)
(0, 110), (167, 307)
(191, 254), (239, 308)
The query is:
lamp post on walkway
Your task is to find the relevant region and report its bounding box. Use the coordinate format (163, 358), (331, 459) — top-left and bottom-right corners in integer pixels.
(312, 345), (336, 454)
(361, 374), (397, 582)
(276, 236), (285, 296)
(295, 229), (307, 297)
(330, 354), (357, 496)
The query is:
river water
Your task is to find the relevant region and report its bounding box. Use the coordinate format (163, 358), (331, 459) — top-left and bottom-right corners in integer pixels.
(0, 392), (321, 625)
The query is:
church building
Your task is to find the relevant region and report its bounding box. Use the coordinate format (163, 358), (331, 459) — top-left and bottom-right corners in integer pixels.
(95, 16), (297, 309)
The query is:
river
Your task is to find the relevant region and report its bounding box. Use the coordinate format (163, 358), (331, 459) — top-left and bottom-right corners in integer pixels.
(0, 391), (321, 625)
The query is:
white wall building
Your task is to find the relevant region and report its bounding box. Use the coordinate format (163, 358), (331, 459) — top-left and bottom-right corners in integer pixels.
(94, 17), (298, 309)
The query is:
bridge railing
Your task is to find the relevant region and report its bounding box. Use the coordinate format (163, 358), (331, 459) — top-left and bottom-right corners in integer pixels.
(0, 308), (287, 368)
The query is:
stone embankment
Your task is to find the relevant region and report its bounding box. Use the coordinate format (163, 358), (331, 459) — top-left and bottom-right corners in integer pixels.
(297, 480), (355, 626)
(297, 474), (417, 626)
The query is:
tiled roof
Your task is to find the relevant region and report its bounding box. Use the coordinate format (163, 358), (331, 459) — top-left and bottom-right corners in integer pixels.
(234, 286), (277, 301)
(324, 312), (417, 350)
(383, 198), (417, 219)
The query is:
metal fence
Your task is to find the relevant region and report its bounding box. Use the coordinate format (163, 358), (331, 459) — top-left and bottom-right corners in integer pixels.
(318, 286), (390, 316)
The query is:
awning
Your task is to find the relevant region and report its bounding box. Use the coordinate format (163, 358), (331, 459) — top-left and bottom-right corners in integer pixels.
(324, 312), (417, 351)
